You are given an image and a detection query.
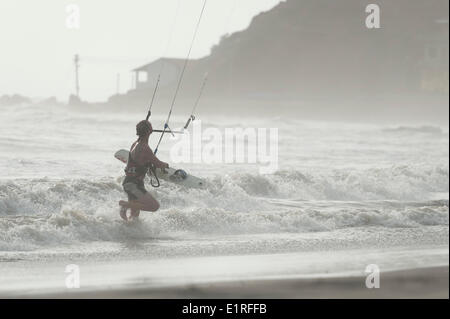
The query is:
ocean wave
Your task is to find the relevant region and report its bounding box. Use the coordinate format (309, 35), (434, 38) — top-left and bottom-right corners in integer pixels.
(382, 125), (445, 135)
(0, 165), (448, 250)
(1, 164), (448, 218)
(0, 196), (447, 251)
(236, 165), (449, 201)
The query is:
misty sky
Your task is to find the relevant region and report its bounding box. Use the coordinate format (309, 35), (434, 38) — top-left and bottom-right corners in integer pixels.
(0, 0), (282, 101)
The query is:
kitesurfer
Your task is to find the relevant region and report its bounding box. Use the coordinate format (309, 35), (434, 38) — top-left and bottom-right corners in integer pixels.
(119, 120), (169, 221)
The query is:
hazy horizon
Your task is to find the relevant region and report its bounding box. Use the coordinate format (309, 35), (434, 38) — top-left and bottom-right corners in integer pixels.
(1, 0), (448, 125)
(0, 0), (282, 101)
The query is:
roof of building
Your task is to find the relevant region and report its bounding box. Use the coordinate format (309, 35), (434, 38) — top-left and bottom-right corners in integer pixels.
(132, 57), (194, 72)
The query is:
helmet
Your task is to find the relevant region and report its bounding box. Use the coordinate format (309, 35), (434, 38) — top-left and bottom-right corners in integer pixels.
(136, 120), (152, 137)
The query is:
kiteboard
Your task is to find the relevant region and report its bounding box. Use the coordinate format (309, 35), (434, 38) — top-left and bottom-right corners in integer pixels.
(114, 149), (205, 189)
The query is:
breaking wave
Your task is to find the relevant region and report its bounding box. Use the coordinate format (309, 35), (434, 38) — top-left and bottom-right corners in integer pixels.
(383, 125), (445, 135)
(0, 164), (448, 251)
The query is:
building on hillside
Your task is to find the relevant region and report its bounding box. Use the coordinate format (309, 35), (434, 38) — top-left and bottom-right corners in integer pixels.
(131, 58), (187, 91)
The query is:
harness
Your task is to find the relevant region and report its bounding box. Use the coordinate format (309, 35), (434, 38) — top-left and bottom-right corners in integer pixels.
(124, 152), (148, 178)
(124, 145), (160, 188)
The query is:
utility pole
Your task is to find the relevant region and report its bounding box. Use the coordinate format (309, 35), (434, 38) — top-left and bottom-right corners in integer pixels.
(74, 54), (80, 98)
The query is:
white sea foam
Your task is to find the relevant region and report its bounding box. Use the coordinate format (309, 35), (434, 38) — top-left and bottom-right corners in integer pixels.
(0, 169), (447, 251)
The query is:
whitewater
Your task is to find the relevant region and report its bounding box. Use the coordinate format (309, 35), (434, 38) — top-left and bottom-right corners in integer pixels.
(0, 103), (448, 295)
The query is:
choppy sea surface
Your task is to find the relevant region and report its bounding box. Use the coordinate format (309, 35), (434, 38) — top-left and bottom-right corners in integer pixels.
(0, 103), (448, 294)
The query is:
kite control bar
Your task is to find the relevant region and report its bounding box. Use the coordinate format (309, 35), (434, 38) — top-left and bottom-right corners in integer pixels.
(152, 129), (184, 134)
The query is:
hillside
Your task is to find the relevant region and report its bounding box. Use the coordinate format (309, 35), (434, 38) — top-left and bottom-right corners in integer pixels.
(201, 0), (448, 97)
(114, 0), (449, 123)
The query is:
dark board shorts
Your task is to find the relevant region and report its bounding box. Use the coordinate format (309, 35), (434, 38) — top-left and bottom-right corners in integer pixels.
(122, 176), (148, 201)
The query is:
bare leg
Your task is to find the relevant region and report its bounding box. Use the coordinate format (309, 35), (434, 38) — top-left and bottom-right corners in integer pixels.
(119, 192), (160, 212)
(119, 205), (129, 221)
